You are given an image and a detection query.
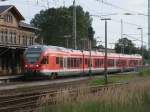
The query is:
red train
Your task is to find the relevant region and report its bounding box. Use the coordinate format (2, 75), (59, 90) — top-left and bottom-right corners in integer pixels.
(24, 45), (142, 78)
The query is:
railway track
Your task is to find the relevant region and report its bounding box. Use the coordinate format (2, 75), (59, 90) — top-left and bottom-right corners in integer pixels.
(0, 82), (129, 112)
(0, 76), (149, 112)
(0, 70), (148, 112)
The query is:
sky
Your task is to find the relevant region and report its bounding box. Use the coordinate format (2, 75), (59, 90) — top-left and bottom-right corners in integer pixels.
(0, 0), (148, 48)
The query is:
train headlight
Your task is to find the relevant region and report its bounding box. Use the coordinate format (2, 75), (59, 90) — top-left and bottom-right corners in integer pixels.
(36, 64), (39, 67)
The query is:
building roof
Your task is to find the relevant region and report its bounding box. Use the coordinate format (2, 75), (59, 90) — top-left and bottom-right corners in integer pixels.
(0, 5), (25, 20)
(0, 5), (11, 13)
(19, 22), (39, 30)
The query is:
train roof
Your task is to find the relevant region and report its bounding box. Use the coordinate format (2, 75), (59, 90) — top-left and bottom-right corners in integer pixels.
(27, 45), (142, 59)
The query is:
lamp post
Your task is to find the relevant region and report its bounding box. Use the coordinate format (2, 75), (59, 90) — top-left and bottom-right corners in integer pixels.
(101, 18), (111, 84)
(137, 27), (144, 71)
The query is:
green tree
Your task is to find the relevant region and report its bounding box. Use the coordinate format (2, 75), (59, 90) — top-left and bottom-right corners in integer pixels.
(31, 6), (94, 49)
(115, 38), (150, 64)
(115, 38), (136, 54)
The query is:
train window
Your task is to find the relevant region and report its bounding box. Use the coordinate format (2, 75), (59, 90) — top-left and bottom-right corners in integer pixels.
(95, 59), (98, 67)
(88, 59), (89, 67)
(59, 57), (63, 68)
(41, 56), (48, 64)
(73, 58), (75, 67)
(85, 58), (87, 65)
(108, 59), (114, 66)
(56, 57), (59, 64)
(71, 58), (74, 68)
(95, 59), (100, 67)
(67, 58), (71, 68)
(77, 58), (80, 67)
(95, 59), (103, 67)
(100, 59), (104, 66)
(80, 58), (82, 64)
(56, 57), (63, 67)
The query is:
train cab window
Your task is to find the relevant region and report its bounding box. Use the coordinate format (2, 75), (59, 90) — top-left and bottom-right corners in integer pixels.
(41, 56), (49, 64)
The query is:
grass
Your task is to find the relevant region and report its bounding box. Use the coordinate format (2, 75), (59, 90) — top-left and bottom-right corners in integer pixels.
(39, 78), (150, 112)
(89, 74), (137, 86)
(139, 68), (150, 76)
(38, 68), (150, 112)
(90, 68), (150, 86)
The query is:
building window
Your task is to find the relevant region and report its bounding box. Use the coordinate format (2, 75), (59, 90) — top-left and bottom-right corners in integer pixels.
(0, 31), (1, 43)
(31, 37), (34, 45)
(1, 31), (4, 43)
(26, 36), (27, 46)
(14, 32), (16, 44)
(2, 31), (7, 43)
(10, 32), (13, 43)
(23, 35), (26, 46)
(4, 14), (13, 23)
(8, 32), (11, 43)
(29, 37), (32, 45)
(5, 31), (8, 43)
(18, 35), (20, 44)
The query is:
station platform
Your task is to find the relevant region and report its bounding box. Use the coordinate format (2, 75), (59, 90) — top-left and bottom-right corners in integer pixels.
(0, 75), (23, 83)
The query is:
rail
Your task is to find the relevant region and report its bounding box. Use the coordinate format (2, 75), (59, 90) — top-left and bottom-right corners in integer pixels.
(0, 82), (129, 112)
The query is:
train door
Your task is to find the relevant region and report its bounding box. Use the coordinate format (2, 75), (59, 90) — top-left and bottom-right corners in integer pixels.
(82, 53), (85, 75)
(63, 57), (67, 74)
(114, 59), (117, 68)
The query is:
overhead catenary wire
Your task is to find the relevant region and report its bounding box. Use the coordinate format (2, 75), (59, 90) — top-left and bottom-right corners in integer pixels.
(95, 0), (148, 16)
(123, 34), (148, 45)
(90, 14), (147, 29)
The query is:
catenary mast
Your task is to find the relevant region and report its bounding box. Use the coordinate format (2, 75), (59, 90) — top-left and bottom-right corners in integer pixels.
(148, 0), (150, 49)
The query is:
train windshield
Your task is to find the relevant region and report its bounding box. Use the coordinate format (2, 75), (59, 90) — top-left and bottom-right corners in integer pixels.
(25, 47), (42, 64)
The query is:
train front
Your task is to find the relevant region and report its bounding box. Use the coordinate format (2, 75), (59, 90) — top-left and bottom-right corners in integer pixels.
(23, 45), (45, 77)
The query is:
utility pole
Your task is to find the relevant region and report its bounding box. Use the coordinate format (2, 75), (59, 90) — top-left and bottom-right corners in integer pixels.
(148, 0), (150, 50)
(73, 0), (77, 49)
(138, 27), (143, 71)
(101, 18), (111, 84)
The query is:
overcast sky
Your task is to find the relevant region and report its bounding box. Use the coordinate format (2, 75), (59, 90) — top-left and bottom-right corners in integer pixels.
(0, 0), (148, 48)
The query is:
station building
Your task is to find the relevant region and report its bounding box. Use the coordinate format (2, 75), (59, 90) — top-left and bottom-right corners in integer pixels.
(0, 5), (36, 75)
